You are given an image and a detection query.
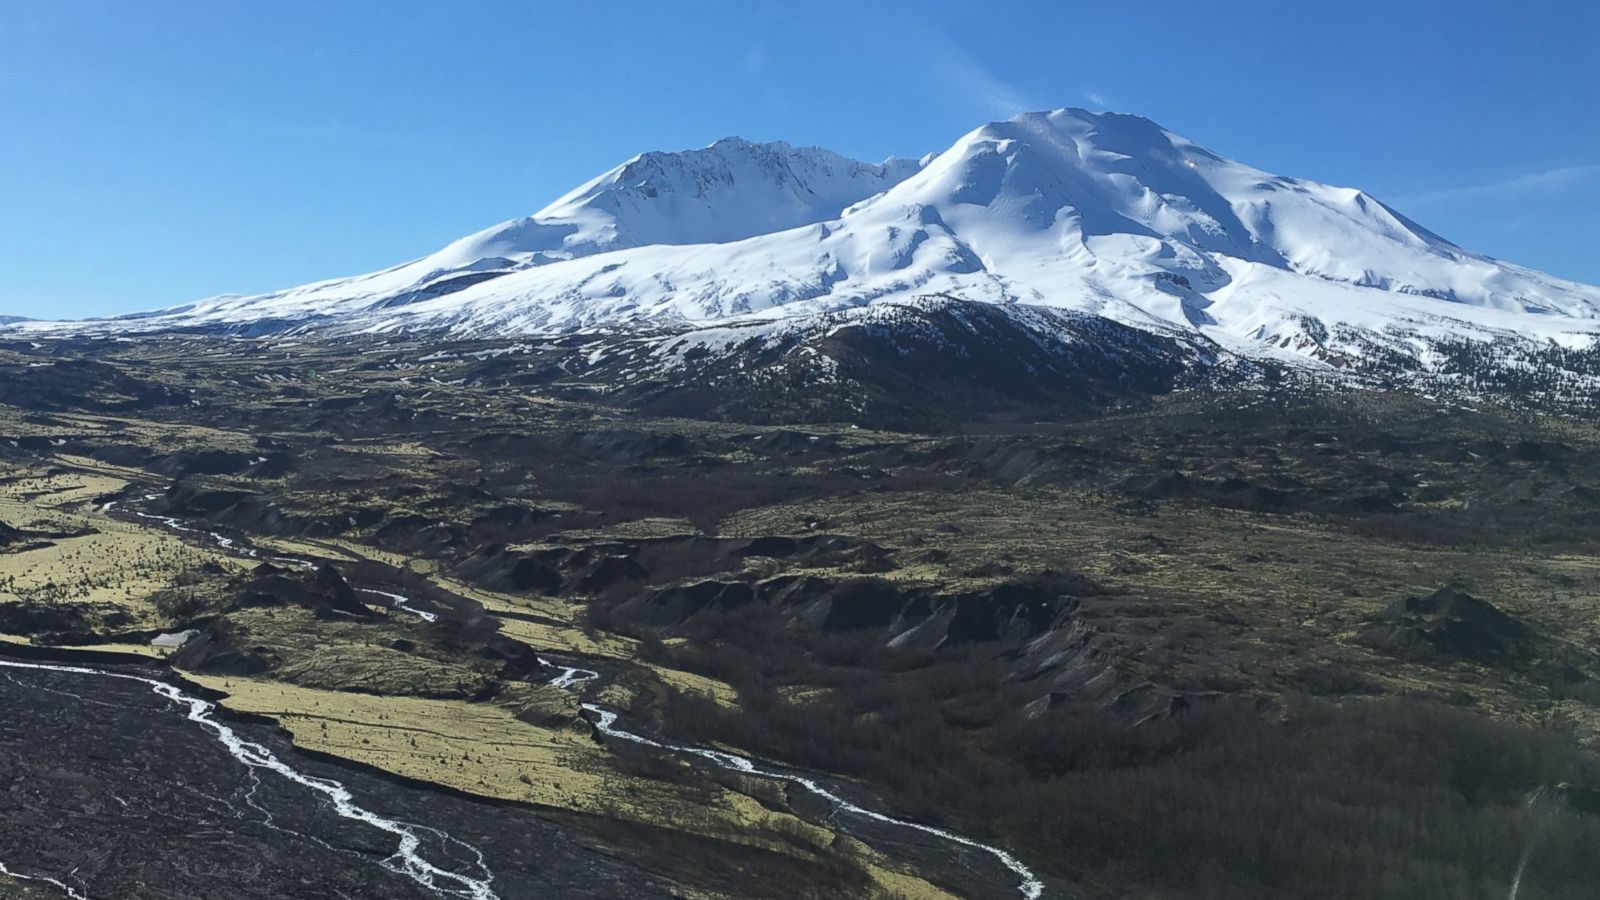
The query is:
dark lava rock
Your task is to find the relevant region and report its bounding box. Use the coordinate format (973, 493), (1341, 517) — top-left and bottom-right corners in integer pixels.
(1552, 783), (1600, 816)
(461, 534), (895, 600)
(170, 626), (277, 675)
(625, 579), (757, 626)
(1503, 439), (1575, 464)
(161, 481), (259, 516)
(508, 555), (565, 593)
(0, 358), (179, 412)
(1124, 469), (1194, 499)
(235, 562), (375, 619)
(577, 554), (649, 593)
(0, 599), (136, 646)
(0, 519), (31, 549)
(940, 572), (1087, 646)
(1357, 586), (1538, 665)
(561, 428), (693, 462)
(149, 449), (260, 478)
(812, 578), (913, 632)
(1289, 663), (1386, 696)
(0, 519), (82, 550)
(734, 535), (803, 558)
(471, 503), (554, 530)
(312, 563), (373, 617)
(619, 568), (1090, 650)
(0, 661), (680, 898)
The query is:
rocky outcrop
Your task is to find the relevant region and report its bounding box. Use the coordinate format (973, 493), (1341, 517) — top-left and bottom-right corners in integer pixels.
(1357, 586), (1539, 665)
(233, 562), (375, 620)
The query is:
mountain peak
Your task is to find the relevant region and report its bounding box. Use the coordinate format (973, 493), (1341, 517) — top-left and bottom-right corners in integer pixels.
(973, 107), (1173, 143)
(705, 135), (787, 151)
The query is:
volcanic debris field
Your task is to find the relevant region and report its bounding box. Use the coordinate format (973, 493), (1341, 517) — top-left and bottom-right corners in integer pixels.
(2, 333), (1600, 899)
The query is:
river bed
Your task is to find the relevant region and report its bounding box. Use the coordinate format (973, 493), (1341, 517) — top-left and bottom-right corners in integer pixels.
(0, 655), (672, 900)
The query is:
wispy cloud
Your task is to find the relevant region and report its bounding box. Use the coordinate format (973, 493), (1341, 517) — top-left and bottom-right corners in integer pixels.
(934, 39), (1039, 119)
(743, 45), (769, 76)
(1395, 163), (1600, 208)
(1083, 90), (1116, 109)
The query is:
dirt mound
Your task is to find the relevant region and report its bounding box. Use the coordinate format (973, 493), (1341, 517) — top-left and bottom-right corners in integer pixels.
(235, 562), (376, 620)
(1357, 586), (1538, 665)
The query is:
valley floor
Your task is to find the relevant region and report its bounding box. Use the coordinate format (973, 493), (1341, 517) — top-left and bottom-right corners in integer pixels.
(1, 334), (1599, 898)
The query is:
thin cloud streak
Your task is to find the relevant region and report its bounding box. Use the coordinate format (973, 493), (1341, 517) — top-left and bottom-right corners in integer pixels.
(1396, 163), (1600, 208)
(934, 39), (1039, 119)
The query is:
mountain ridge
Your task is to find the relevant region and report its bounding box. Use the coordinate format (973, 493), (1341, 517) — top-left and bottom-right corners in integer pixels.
(11, 107), (1600, 382)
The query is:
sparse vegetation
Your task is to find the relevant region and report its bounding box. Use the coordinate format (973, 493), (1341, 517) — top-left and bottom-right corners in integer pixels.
(3, 334), (1600, 898)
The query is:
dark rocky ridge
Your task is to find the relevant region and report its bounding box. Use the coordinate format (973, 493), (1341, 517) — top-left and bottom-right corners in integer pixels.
(1359, 586), (1541, 665)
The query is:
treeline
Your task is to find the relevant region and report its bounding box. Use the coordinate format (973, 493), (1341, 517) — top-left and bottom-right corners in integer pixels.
(633, 601), (1600, 899)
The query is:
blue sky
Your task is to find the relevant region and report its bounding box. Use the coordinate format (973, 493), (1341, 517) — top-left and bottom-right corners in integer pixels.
(2, 0), (1597, 319)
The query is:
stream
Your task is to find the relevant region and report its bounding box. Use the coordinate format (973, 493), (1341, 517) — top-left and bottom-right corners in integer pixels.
(582, 703), (1046, 900)
(88, 488), (1048, 898)
(355, 588), (440, 623)
(0, 858), (89, 900)
(0, 657), (499, 900)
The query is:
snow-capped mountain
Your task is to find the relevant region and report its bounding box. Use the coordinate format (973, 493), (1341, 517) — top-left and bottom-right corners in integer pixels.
(13, 108), (1600, 376)
(101, 138), (925, 330)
